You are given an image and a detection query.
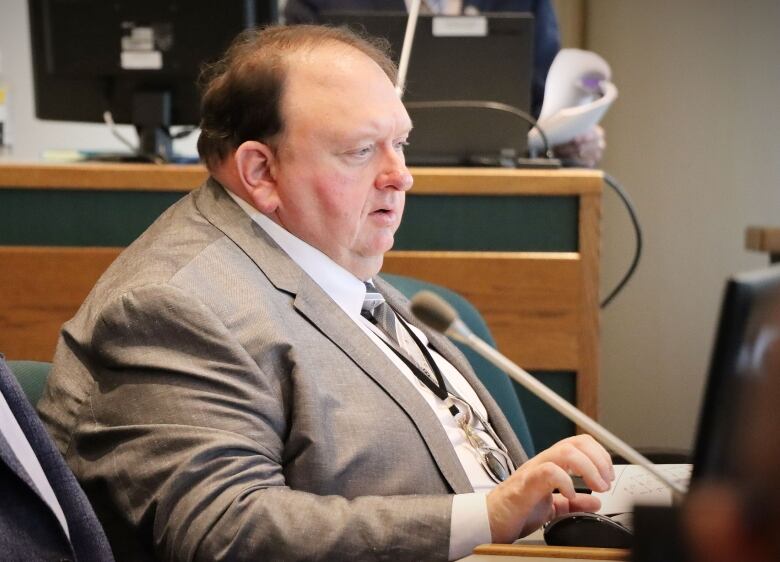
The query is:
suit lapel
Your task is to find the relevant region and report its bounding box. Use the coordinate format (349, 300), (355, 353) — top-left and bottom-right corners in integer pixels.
(0, 361), (113, 560)
(193, 178), (473, 493)
(194, 178), (300, 294)
(293, 275), (473, 493)
(0, 427), (42, 494)
(0, 370), (52, 497)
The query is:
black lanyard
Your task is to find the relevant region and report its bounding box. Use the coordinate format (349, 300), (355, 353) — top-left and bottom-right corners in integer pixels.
(363, 306), (515, 479)
(362, 307), (460, 417)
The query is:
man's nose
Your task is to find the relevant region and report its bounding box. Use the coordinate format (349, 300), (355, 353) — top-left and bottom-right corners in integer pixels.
(376, 148), (413, 191)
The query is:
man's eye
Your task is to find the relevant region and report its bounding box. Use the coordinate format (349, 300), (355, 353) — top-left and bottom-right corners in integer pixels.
(394, 140), (410, 153)
(349, 146), (374, 158)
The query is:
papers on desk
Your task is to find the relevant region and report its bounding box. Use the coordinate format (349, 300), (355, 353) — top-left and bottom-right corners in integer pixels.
(528, 49), (618, 152)
(594, 464), (692, 515)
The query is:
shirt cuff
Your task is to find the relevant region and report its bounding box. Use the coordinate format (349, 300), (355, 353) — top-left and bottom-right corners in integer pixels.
(449, 492), (492, 561)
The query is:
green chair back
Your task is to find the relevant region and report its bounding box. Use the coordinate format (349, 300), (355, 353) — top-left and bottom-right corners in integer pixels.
(6, 360), (53, 407)
(383, 273), (535, 455)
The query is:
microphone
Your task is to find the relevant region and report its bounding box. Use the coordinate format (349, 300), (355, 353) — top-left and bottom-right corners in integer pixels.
(410, 290), (687, 500)
(396, 0), (422, 95)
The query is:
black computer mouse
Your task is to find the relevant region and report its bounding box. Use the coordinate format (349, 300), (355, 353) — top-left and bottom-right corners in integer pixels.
(543, 511), (633, 549)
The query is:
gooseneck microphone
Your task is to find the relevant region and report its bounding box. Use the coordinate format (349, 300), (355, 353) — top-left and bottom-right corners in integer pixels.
(396, 0), (422, 95)
(410, 290), (687, 500)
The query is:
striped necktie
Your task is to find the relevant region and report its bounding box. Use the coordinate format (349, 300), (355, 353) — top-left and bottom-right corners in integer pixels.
(362, 282), (400, 343)
(362, 282), (436, 380)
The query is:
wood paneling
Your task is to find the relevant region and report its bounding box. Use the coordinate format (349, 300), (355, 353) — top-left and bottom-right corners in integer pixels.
(0, 246), (121, 360)
(0, 163), (207, 191)
(745, 226), (780, 254)
(0, 162), (603, 196)
(576, 191), (602, 420)
(383, 251), (582, 371)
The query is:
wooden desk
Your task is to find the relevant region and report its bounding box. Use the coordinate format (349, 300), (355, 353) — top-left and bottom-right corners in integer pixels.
(463, 544), (629, 561)
(745, 225), (780, 263)
(0, 163), (602, 447)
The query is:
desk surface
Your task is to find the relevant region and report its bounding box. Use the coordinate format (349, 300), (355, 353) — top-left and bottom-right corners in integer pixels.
(461, 543), (630, 562)
(459, 554), (628, 562)
(462, 544), (629, 561)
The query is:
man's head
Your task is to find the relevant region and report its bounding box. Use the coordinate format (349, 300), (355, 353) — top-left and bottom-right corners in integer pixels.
(198, 25), (413, 280)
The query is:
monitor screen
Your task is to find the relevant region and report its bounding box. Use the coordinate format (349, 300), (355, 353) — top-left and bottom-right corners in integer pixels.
(320, 12), (534, 166)
(690, 265), (780, 483)
(28, 0), (277, 160)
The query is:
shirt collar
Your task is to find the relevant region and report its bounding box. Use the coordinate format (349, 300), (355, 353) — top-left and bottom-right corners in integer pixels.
(225, 188), (367, 318)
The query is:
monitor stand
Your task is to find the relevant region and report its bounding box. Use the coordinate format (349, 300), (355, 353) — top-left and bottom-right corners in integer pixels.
(134, 91), (174, 162)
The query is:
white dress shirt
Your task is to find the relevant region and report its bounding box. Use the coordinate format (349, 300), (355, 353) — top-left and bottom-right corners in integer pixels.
(227, 190), (496, 560)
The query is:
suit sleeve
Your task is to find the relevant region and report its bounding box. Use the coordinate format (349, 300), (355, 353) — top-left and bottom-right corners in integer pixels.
(74, 284), (452, 561)
(531, 0), (561, 118)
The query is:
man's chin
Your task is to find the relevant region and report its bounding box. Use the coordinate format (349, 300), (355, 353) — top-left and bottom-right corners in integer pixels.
(366, 254), (385, 278)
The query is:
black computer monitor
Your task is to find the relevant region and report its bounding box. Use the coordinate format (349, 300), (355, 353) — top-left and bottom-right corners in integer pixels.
(633, 266), (780, 561)
(320, 12), (535, 167)
(690, 264), (780, 483)
(27, 0), (277, 161)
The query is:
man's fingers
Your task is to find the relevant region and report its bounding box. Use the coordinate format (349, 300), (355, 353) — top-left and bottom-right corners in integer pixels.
(486, 434), (615, 543)
(550, 492), (601, 522)
(526, 461), (578, 500)
(562, 435), (614, 483)
(566, 493), (602, 515)
(557, 444), (609, 493)
(487, 461), (575, 542)
(534, 435), (614, 492)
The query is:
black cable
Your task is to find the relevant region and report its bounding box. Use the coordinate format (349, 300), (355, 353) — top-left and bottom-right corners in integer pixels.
(403, 100), (554, 159)
(171, 127), (198, 140)
(600, 171), (643, 308)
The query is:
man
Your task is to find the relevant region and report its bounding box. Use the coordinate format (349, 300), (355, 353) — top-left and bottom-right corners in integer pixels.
(284, 0), (606, 167)
(38, 25), (613, 561)
(0, 356), (114, 561)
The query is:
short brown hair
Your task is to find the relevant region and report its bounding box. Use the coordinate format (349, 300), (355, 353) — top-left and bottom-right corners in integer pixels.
(197, 24), (397, 170)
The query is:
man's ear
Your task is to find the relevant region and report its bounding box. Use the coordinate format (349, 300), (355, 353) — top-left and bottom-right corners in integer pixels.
(234, 140), (280, 214)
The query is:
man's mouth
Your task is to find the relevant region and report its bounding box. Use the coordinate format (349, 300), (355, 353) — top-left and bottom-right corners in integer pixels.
(369, 206), (398, 224)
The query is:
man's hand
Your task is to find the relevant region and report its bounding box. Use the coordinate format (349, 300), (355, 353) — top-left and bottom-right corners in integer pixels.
(486, 435), (615, 543)
(553, 125), (606, 168)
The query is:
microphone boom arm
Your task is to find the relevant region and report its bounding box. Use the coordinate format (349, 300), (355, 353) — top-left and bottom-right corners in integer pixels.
(444, 317), (687, 500)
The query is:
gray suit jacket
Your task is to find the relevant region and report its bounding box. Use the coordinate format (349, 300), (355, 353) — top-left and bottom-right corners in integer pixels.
(0, 357), (114, 562)
(38, 178), (527, 561)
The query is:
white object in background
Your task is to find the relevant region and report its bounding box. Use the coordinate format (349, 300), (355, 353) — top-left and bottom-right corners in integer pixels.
(0, 50), (12, 155)
(594, 464), (692, 515)
(528, 49), (618, 152)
